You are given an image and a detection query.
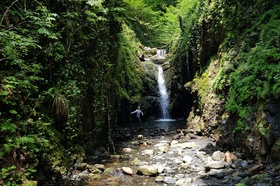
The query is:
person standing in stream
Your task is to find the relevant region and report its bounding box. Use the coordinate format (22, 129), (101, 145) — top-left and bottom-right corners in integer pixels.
(130, 105), (144, 129)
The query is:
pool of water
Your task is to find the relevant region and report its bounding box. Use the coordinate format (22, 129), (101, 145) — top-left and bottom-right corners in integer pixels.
(127, 118), (186, 132)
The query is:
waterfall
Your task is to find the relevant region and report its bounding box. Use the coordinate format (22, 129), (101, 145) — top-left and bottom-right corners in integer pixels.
(157, 65), (170, 119)
(157, 49), (166, 57)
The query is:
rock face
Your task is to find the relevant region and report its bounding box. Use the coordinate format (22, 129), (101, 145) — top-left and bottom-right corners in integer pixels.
(181, 52), (280, 164)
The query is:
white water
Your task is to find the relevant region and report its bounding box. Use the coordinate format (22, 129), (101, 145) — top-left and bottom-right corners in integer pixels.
(157, 49), (166, 57)
(157, 65), (171, 119)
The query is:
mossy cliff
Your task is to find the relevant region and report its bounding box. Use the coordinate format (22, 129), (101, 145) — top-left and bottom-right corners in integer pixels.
(169, 1), (280, 162)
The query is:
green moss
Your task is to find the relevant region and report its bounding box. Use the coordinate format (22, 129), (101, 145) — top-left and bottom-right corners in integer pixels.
(258, 121), (267, 137)
(236, 184), (247, 186)
(184, 81), (193, 89)
(89, 174), (102, 180)
(197, 72), (210, 104)
(22, 181), (38, 186)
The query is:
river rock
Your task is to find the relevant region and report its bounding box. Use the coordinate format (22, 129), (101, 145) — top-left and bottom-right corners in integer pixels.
(181, 162), (190, 169)
(197, 151), (207, 160)
(241, 161), (249, 168)
(175, 178), (192, 186)
(155, 175), (164, 182)
(164, 176), (176, 184)
(88, 173), (101, 180)
(137, 165), (158, 176)
(93, 164), (105, 171)
(224, 151), (237, 164)
(154, 164), (165, 173)
(142, 149), (154, 155)
(137, 135), (144, 140)
(122, 167), (134, 175)
(122, 148), (133, 153)
(171, 140), (178, 146)
(212, 150), (225, 161)
(158, 145), (169, 153)
(173, 142), (195, 149)
(183, 155), (193, 164)
(205, 160), (225, 169)
(76, 163), (92, 171)
(103, 167), (115, 175)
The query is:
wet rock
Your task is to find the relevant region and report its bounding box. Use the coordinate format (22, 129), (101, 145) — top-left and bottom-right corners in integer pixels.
(155, 175), (164, 182)
(163, 176), (177, 184)
(91, 168), (102, 174)
(175, 174), (185, 179)
(137, 135), (144, 140)
(130, 158), (148, 166)
(142, 149), (154, 155)
(93, 164), (105, 171)
(158, 145), (169, 153)
(137, 165), (158, 176)
(88, 173), (101, 180)
(208, 169), (226, 178)
(165, 167), (177, 174)
(171, 140), (178, 146)
(154, 164), (165, 173)
(121, 154), (131, 160)
(122, 148), (133, 153)
(205, 160), (225, 169)
(173, 142), (195, 149)
(76, 163), (92, 171)
(175, 178), (192, 186)
(122, 167), (134, 175)
(103, 167), (115, 175)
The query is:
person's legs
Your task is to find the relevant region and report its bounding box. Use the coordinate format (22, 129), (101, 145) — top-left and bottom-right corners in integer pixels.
(137, 117), (142, 130)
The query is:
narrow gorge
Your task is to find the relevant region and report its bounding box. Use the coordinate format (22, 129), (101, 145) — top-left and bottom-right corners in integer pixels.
(0, 0), (279, 186)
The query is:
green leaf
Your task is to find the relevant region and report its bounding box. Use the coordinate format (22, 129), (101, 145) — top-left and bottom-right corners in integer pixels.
(9, 110), (17, 114)
(0, 91), (9, 96)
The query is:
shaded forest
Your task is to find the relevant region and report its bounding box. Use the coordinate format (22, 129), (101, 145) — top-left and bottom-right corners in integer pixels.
(0, 0), (279, 185)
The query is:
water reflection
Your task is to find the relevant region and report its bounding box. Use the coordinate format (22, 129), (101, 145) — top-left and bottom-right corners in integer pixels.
(141, 119), (186, 131)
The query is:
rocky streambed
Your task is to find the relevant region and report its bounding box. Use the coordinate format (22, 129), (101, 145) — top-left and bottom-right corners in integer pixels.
(46, 122), (280, 186)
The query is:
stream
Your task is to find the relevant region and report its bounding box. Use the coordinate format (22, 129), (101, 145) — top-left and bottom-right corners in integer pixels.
(44, 119), (279, 186)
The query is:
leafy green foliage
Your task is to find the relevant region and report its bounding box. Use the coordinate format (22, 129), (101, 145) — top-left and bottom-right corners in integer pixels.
(224, 5), (280, 132)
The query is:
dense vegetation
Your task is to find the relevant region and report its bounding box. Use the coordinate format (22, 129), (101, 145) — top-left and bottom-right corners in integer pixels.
(0, 0), (145, 184)
(1, 0), (279, 185)
(169, 0), (280, 162)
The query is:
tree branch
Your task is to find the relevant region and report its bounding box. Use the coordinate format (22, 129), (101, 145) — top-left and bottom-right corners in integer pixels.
(0, 0), (19, 26)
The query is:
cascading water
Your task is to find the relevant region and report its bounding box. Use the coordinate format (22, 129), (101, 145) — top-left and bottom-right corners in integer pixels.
(157, 49), (166, 57)
(157, 65), (171, 119)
